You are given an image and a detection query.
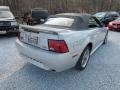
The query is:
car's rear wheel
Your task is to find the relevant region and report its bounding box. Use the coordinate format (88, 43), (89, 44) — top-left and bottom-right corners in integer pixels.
(75, 46), (90, 71)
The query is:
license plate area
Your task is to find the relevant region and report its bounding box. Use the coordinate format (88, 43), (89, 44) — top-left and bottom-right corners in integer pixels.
(28, 33), (38, 45)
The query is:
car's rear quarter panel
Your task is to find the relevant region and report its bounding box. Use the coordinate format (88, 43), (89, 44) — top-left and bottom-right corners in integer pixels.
(58, 30), (92, 63)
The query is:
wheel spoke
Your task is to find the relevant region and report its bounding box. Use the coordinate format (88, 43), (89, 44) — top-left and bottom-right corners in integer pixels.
(81, 49), (90, 68)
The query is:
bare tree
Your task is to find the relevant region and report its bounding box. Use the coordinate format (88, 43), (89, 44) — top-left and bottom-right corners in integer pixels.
(0, 0), (119, 16)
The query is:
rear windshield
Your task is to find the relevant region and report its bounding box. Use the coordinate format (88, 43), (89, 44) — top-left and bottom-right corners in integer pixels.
(0, 11), (14, 18)
(44, 17), (74, 27)
(32, 10), (48, 19)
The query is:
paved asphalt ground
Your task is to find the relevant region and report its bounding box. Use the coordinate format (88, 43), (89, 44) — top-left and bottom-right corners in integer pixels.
(0, 31), (120, 90)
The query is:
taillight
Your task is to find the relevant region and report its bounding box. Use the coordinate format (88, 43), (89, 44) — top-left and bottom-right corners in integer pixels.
(48, 39), (69, 53)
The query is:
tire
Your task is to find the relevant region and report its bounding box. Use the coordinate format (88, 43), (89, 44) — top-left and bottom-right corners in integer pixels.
(75, 46), (90, 71)
(103, 31), (108, 45)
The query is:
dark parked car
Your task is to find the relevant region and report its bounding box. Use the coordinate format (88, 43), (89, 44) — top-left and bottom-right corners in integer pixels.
(94, 11), (120, 26)
(0, 6), (18, 34)
(23, 8), (49, 25)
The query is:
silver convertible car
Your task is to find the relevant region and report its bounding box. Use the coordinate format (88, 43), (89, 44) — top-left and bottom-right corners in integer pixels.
(16, 13), (108, 72)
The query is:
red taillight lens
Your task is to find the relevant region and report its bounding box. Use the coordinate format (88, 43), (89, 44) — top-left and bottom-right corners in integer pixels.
(48, 39), (69, 53)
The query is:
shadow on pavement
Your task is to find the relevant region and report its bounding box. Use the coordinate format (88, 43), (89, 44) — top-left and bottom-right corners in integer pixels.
(0, 33), (17, 39)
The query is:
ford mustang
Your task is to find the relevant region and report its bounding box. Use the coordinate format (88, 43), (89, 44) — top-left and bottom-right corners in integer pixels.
(16, 13), (108, 72)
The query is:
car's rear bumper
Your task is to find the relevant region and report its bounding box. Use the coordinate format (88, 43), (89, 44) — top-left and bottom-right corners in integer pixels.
(16, 39), (76, 72)
(0, 26), (19, 33)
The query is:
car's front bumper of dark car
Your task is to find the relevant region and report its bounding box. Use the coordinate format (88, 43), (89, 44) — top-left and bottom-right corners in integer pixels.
(0, 26), (19, 33)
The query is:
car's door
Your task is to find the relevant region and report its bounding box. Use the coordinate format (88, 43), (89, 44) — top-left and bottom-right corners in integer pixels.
(94, 17), (107, 43)
(88, 17), (106, 49)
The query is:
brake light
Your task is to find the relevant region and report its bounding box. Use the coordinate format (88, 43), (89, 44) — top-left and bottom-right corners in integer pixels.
(48, 39), (69, 53)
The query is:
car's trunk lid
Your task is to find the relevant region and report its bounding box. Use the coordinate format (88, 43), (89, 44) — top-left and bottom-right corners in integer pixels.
(19, 25), (69, 51)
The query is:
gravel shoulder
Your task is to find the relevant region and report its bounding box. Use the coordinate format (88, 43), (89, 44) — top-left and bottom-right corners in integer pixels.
(0, 31), (120, 90)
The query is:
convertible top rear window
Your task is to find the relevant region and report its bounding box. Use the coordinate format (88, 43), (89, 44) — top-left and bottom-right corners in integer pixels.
(43, 14), (99, 30)
(45, 17), (74, 27)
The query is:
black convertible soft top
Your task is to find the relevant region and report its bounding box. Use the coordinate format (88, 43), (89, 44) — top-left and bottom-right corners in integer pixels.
(50, 13), (91, 23)
(45, 13), (102, 30)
